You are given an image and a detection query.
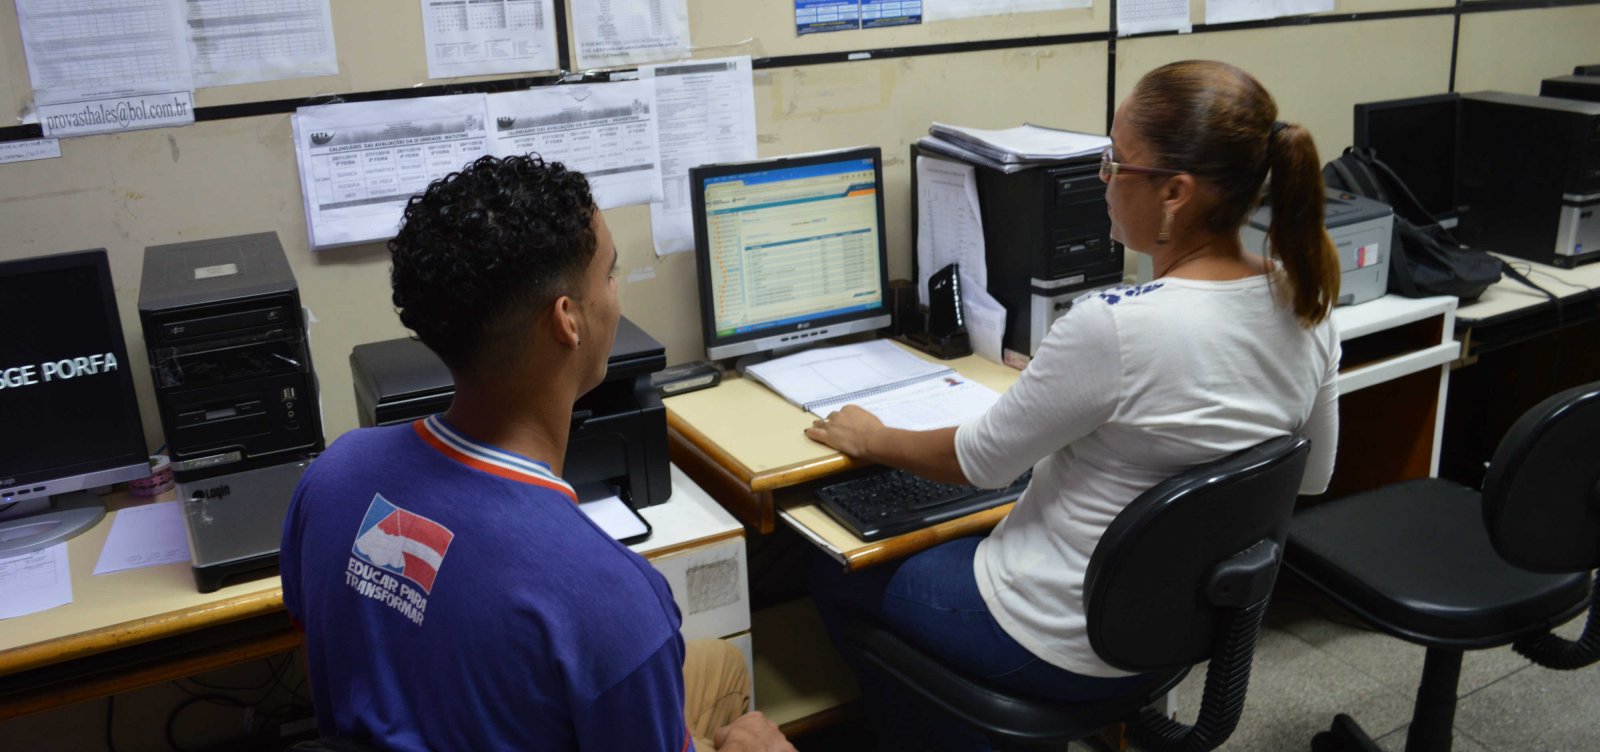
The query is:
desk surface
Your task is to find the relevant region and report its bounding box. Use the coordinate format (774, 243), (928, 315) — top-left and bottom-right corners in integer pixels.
(0, 466), (739, 689)
(1456, 254), (1600, 326)
(665, 343), (1022, 492)
(671, 296), (1459, 566)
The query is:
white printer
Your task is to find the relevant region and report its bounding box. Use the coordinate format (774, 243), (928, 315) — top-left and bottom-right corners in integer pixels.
(1241, 188), (1393, 306)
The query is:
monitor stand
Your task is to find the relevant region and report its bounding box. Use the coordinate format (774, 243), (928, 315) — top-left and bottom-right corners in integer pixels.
(0, 491), (107, 558)
(732, 344), (810, 377)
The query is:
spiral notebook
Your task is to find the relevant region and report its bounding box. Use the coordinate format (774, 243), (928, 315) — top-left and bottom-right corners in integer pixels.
(743, 340), (1000, 431)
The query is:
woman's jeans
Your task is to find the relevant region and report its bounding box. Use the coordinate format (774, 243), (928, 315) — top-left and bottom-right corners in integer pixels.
(807, 535), (1149, 751)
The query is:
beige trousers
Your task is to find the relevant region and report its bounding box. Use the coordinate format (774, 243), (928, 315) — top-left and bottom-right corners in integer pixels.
(683, 639), (752, 750)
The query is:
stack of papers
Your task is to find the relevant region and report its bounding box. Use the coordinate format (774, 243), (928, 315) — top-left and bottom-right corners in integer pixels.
(918, 123), (1110, 174)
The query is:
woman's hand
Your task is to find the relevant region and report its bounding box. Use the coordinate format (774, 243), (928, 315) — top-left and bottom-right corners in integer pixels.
(803, 404), (883, 459)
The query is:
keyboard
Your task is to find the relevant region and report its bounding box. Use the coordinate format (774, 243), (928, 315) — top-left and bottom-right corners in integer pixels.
(814, 467), (1032, 541)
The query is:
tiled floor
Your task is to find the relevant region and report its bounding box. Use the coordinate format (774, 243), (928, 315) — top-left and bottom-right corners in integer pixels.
(794, 585), (1600, 751)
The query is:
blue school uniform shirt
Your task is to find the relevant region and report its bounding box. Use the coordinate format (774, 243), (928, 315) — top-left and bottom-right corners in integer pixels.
(280, 415), (692, 752)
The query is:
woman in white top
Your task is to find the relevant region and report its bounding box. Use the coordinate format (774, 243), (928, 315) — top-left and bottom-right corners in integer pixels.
(806, 60), (1343, 750)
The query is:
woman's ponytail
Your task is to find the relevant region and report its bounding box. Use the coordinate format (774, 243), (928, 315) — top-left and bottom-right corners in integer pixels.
(1265, 123), (1341, 326)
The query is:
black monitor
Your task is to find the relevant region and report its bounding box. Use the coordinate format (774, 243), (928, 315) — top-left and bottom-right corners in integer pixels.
(690, 147), (892, 361)
(1575, 64), (1600, 76)
(1353, 93), (1461, 225)
(0, 249), (149, 557)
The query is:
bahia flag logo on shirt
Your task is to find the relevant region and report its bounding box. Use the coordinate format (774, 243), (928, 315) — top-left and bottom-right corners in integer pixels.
(352, 494), (455, 594)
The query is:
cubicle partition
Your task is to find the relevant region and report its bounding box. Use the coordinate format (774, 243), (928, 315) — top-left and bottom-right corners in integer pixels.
(1, 1), (1597, 446)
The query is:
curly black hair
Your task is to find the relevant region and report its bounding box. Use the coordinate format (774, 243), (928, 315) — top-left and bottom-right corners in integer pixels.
(389, 154), (596, 373)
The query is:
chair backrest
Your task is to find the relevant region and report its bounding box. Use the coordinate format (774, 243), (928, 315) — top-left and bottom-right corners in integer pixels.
(1482, 381), (1600, 573)
(1084, 436), (1311, 673)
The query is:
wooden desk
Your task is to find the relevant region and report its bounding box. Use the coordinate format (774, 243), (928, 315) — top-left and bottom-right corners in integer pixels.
(1443, 255), (1600, 485)
(665, 345), (1022, 536)
(668, 295), (1461, 568)
(0, 466), (748, 721)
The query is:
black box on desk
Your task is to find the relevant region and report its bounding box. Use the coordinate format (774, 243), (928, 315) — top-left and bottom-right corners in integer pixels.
(910, 144), (1123, 357)
(1458, 92), (1600, 268)
(349, 316), (672, 507)
(1541, 75), (1600, 104)
(138, 232), (324, 480)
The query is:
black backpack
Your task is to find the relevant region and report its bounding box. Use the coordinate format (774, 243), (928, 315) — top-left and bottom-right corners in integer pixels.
(1322, 147), (1503, 301)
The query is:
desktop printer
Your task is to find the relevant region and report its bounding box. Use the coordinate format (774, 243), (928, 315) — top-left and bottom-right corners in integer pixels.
(1241, 189), (1394, 306)
(910, 145), (1122, 357)
(1457, 92), (1600, 268)
(349, 315), (672, 508)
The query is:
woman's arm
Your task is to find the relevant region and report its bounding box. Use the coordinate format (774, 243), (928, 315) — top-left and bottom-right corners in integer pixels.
(804, 406), (967, 485)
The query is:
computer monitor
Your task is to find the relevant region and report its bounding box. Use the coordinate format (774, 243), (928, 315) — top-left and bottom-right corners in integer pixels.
(0, 249), (150, 557)
(690, 147), (892, 361)
(1353, 93), (1461, 226)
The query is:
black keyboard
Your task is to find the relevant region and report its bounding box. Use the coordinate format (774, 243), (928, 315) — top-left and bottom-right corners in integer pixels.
(814, 468), (1032, 541)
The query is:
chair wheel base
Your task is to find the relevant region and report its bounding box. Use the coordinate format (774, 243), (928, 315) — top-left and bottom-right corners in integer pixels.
(1309, 714), (1383, 752)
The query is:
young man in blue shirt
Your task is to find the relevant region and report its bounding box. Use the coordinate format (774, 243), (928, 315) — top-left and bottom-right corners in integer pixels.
(281, 154), (792, 752)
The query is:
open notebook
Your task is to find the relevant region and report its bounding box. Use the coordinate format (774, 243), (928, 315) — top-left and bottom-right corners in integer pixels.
(742, 340), (1000, 431)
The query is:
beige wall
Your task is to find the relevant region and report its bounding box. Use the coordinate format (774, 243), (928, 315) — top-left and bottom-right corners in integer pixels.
(1, 1), (1596, 447)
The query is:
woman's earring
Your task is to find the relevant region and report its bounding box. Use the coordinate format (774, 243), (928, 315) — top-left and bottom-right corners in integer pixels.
(1157, 212), (1174, 245)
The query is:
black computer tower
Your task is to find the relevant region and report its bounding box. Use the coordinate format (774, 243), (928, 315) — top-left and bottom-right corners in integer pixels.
(138, 232), (324, 479)
(909, 144), (1122, 358)
(1458, 92), (1600, 268)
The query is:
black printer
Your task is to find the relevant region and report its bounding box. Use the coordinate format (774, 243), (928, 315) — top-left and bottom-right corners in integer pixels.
(349, 316), (671, 507)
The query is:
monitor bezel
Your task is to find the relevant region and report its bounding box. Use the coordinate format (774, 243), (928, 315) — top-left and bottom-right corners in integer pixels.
(0, 249), (150, 498)
(690, 146), (893, 361)
(1352, 92), (1462, 225)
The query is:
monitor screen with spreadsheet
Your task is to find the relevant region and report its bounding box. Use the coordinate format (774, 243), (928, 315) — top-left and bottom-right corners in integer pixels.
(690, 147), (891, 361)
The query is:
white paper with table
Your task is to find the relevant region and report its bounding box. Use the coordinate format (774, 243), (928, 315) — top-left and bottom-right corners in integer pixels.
(188, 0), (339, 87)
(293, 95), (490, 249)
(571, 0), (690, 70)
(743, 340), (1000, 430)
(421, 0), (558, 78)
(639, 56), (758, 256)
(0, 544), (72, 620)
(487, 81), (663, 210)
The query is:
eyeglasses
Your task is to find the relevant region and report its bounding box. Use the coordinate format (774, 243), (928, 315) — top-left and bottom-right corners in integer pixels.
(1099, 147), (1185, 181)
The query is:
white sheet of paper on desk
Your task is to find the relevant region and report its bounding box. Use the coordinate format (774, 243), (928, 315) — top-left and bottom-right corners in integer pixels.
(639, 56), (757, 256)
(571, 0), (690, 70)
(924, 0), (1089, 23)
(1205, 0), (1331, 24)
(916, 156), (988, 306)
(93, 501), (191, 575)
(421, 0), (558, 79)
(488, 81), (663, 209)
(852, 376), (1000, 431)
(293, 94), (490, 249)
(188, 0), (338, 87)
(577, 493), (650, 542)
(1118, 0), (1190, 35)
(0, 543), (72, 620)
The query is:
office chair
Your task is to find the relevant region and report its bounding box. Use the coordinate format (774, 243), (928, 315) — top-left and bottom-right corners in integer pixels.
(844, 435), (1312, 751)
(1285, 381), (1600, 752)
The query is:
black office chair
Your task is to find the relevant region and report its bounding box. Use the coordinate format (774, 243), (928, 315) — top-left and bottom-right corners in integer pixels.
(844, 435), (1312, 751)
(1285, 381), (1600, 752)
